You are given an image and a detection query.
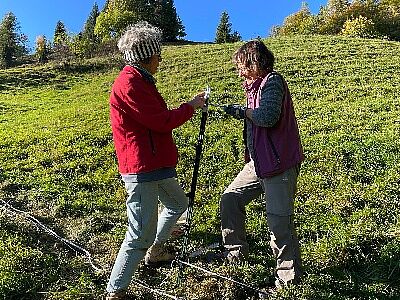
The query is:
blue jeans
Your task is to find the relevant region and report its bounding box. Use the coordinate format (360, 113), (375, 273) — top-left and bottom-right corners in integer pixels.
(106, 177), (188, 293)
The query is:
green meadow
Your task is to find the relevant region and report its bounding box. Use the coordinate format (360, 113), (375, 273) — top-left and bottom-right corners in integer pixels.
(0, 35), (399, 299)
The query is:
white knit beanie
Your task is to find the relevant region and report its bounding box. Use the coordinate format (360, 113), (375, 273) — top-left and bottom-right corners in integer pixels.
(118, 22), (162, 63)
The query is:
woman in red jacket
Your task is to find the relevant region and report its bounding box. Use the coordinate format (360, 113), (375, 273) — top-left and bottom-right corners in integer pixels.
(106, 22), (205, 300)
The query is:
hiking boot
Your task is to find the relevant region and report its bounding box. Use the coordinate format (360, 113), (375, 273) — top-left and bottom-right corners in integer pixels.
(106, 290), (126, 300)
(144, 243), (175, 266)
(207, 249), (245, 264)
(258, 287), (277, 299)
(223, 249), (243, 263)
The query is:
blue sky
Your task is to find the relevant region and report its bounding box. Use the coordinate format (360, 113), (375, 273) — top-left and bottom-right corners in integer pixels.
(0, 0), (327, 50)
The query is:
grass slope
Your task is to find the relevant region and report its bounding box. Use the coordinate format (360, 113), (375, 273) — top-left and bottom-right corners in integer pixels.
(0, 35), (399, 299)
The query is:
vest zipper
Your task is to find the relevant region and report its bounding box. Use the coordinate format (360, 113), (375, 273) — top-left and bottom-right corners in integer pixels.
(267, 134), (281, 165)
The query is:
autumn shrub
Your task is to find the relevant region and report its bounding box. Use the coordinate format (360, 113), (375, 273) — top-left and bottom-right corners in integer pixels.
(341, 15), (379, 38)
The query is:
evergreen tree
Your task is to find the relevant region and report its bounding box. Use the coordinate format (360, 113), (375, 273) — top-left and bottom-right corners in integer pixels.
(102, 0), (110, 12)
(215, 12), (231, 43)
(0, 12), (28, 68)
(154, 0), (186, 41)
(215, 11), (241, 43)
(53, 20), (68, 46)
(82, 2), (100, 42)
(73, 2), (102, 58)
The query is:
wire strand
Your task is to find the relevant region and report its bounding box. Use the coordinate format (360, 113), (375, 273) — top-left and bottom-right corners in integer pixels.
(0, 200), (102, 272)
(175, 259), (269, 297)
(131, 279), (183, 300)
(1, 200), (182, 299)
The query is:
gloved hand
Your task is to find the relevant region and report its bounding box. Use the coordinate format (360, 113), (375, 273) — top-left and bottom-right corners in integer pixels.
(223, 104), (247, 120)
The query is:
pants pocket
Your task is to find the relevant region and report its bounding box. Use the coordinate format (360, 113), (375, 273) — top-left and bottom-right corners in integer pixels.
(265, 183), (294, 215)
(263, 168), (297, 216)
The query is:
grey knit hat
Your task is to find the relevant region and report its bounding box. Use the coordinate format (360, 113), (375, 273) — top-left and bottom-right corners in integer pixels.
(118, 21), (162, 63)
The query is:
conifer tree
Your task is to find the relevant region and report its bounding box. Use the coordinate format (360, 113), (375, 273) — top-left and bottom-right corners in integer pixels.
(53, 20), (68, 46)
(82, 2), (100, 43)
(154, 0), (186, 41)
(0, 12), (28, 68)
(215, 12), (231, 43)
(102, 0), (110, 12)
(215, 11), (241, 43)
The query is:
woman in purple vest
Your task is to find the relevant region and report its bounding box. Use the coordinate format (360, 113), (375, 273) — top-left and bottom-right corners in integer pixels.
(221, 40), (304, 290)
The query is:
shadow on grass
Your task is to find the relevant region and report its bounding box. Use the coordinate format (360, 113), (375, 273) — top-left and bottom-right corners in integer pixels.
(0, 204), (106, 300)
(303, 237), (400, 300)
(0, 59), (122, 92)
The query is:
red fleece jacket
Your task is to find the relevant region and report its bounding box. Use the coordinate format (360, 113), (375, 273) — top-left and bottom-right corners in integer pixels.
(110, 65), (194, 174)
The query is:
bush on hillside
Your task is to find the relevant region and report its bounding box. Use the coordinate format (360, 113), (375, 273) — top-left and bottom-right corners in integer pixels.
(68, 33), (101, 59)
(94, 0), (185, 42)
(276, 0), (400, 41)
(341, 15), (379, 38)
(35, 35), (50, 63)
(277, 3), (318, 35)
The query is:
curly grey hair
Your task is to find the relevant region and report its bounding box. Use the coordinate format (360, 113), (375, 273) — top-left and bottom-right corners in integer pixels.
(118, 21), (162, 64)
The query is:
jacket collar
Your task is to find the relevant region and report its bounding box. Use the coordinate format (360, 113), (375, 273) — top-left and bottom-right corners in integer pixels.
(127, 64), (156, 84)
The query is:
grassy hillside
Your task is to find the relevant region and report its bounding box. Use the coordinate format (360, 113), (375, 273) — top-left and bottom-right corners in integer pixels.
(0, 35), (399, 300)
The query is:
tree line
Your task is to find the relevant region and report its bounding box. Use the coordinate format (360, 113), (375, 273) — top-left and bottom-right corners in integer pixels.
(11, 1), (399, 69)
(0, 1), (243, 69)
(0, 0), (187, 68)
(274, 0), (400, 40)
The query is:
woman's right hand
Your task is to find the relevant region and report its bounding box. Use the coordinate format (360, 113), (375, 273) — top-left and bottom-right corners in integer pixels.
(188, 92), (206, 109)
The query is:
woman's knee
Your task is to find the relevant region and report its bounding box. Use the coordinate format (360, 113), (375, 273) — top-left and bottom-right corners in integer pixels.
(221, 192), (244, 214)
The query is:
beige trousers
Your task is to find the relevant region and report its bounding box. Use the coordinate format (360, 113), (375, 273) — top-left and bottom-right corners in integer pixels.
(220, 160), (302, 286)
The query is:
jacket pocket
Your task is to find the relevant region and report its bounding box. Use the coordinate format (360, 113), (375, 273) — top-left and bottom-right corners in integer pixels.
(253, 127), (281, 177)
(148, 130), (156, 155)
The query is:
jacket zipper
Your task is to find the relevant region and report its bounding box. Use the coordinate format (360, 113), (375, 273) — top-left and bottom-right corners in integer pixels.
(148, 130), (156, 155)
(267, 134), (281, 165)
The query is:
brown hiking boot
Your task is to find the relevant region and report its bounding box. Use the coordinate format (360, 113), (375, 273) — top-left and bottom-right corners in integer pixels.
(106, 290), (126, 300)
(144, 243), (175, 266)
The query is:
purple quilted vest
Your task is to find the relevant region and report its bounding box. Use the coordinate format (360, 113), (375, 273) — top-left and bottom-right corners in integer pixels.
(250, 72), (304, 178)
